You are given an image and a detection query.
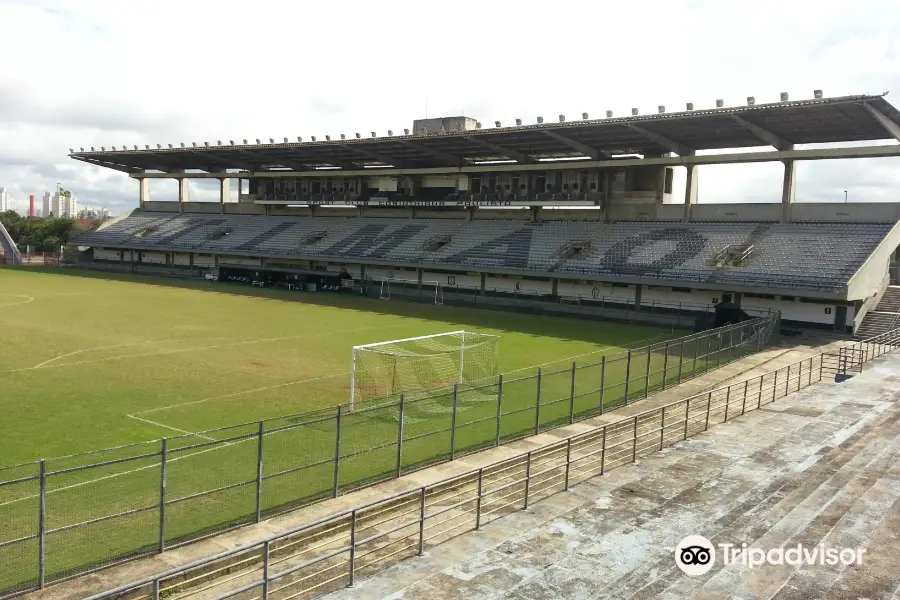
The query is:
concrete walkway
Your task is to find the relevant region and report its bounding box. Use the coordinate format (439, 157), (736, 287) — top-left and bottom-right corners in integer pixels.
(323, 352), (900, 600)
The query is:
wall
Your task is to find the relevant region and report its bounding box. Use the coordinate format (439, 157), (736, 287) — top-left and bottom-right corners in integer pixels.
(741, 297), (836, 325)
(367, 266), (418, 281)
(173, 253), (192, 266)
(607, 203), (682, 221)
(142, 201), (180, 213)
(689, 203), (781, 222)
(219, 256), (262, 266)
(423, 271), (481, 289)
(94, 248), (122, 261)
(556, 279), (634, 302)
(182, 202), (222, 214)
(194, 254), (216, 267)
(847, 221), (900, 301)
(485, 275), (552, 295)
(791, 202), (900, 223)
(139, 251), (166, 264)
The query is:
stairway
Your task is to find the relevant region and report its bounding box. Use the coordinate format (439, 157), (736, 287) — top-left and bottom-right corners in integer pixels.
(855, 285), (900, 338)
(706, 222), (771, 284)
(0, 220), (21, 265)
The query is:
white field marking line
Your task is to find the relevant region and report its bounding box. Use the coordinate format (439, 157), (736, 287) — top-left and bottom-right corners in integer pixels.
(130, 372), (348, 417)
(32, 338), (234, 369)
(0, 323), (412, 374)
(0, 293), (35, 309)
(128, 414), (218, 441)
(500, 332), (668, 375)
(0, 329), (673, 507)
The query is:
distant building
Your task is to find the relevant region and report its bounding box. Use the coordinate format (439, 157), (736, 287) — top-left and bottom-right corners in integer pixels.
(77, 206), (111, 221)
(43, 191), (78, 218)
(0, 187), (10, 212)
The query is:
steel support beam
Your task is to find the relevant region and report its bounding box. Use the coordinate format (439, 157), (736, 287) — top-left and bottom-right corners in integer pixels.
(540, 130), (608, 159)
(463, 136), (538, 164)
(732, 115), (793, 150)
(864, 102), (900, 141)
(624, 123), (695, 156)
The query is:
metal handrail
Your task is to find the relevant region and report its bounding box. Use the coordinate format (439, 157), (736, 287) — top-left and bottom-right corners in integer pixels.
(80, 326), (900, 600)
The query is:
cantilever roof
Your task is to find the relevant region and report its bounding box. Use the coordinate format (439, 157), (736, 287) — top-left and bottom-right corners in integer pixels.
(68, 94), (900, 173)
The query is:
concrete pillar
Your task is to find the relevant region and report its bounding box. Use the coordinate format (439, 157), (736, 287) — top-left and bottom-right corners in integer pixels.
(683, 165), (698, 224)
(417, 267), (423, 289)
(781, 159), (796, 223)
(139, 177), (150, 209)
(219, 178), (231, 205)
(602, 170), (612, 222)
(634, 284), (642, 312)
(551, 278), (559, 302)
(655, 166), (666, 204)
(177, 177), (190, 211)
(733, 291), (742, 307)
(480, 272), (486, 296)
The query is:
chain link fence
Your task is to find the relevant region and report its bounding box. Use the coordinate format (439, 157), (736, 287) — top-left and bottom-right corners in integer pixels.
(0, 315), (780, 598)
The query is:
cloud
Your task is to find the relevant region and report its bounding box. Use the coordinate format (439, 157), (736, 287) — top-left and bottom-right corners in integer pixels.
(1, 0), (899, 215)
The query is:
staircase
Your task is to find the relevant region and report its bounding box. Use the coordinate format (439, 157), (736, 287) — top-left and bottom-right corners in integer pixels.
(0, 220), (22, 265)
(855, 285), (900, 338)
(706, 223), (771, 284)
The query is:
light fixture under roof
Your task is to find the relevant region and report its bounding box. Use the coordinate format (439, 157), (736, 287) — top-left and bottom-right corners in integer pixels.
(111, 146), (116, 150)
(370, 131), (375, 138)
(229, 140), (235, 145)
(80, 147), (84, 151)
(91, 146), (95, 151)
(716, 99), (724, 108)
(581, 112), (589, 120)
(179, 143), (185, 148)
(217, 140), (222, 145)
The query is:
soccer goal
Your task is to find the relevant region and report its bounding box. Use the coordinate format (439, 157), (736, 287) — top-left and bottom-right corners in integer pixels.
(379, 278), (444, 305)
(350, 330), (499, 408)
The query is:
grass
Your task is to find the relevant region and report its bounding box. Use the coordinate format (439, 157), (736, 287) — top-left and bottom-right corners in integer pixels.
(0, 267), (756, 593)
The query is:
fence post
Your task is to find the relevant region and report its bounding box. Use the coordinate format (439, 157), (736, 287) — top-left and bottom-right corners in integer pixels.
(159, 439), (168, 553)
(333, 405), (343, 498)
(569, 362), (577, 424)
(152, 579), (161, 600)
(661, 341), (670, 390)
(255, 421), (264, 522)
(724, 386), (731, 422)
(599, 356), (606, 414)
(632, 416), (638, 462)
(524, 452), (533, 509)
(397, 394), (406, 478)
(705, 392), (712, 431)
(660, 406), (666, 450)
(600, 427), (607, 475)
(450, 384), (459, 460)
(475, 468), (484, 530)
(348, 509), (358, 587)
(741, 380), (749, 415)
(262, 540), (271, 600)
(534, 368), (543, 435)
(757, 374), (764, 408)
(624, 351), (632, 404)
(38, 459), (47, 589)
(786, 364), (791, 397)
(644, 347), (652, 398)
(692, 336), (699, 374)
(564, 438), (572, 491)
(683, 398), (690, 439)
(495, 374), (504, 446)
(417, 487), (426, 556)
(678, 341), (685, 384)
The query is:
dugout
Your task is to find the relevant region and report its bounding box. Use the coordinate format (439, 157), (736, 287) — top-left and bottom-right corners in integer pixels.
(217, 266), (356, 292)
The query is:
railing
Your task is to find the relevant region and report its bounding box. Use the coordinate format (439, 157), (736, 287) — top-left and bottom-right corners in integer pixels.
(82, 326), (900, 600)
(0, 317), (779, 598)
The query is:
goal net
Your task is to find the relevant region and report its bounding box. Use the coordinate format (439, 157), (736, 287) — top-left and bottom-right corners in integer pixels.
(350, 330), (499, 408)
(380, 278), (443, 305)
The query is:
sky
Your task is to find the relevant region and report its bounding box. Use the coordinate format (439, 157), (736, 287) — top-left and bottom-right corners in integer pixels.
(1, 0), (899, 215)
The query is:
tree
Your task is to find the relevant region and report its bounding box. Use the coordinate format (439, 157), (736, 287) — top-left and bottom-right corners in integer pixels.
(0, 211), (83, 252)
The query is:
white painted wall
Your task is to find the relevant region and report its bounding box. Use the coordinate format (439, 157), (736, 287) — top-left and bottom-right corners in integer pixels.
(485, 276), (551, 295)
(423, 271), (480, 289)
(173, 253), (192, 266)
(741, 297), (836, 325)
(139, 252), (166, 264)
(194, 254), (216, 266)
(556, 279), (634, 302)
(367, 266), (418, 281)
(94, 248), (121, 261)
(220, 256), (262, 266)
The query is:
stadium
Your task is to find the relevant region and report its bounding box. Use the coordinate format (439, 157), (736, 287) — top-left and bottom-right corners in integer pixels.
(2, 91), (900, 600)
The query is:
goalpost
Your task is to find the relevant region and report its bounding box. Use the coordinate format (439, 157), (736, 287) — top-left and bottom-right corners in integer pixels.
(350, 330), (499, 409)
(380, 278), (444, 305)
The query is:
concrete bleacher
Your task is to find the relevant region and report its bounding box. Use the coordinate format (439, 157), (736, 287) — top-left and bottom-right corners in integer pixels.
(72, 212), (895, 291)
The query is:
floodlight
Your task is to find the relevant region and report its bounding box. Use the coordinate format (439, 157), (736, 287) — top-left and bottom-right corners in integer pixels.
(814, 89), (823, 98)
(686, 102), (694, 111)
(191, 142), (197, 147)
(145, 145), (149, 149)
(168, 144), (173, 148)
(69, 147), (74, 152)
(284, 137), (289, 143)
(311, 136), (317, 141)
(606, 110), (613, 118)
(475, 122), (482, 129)
(230, 140), (235, 145)
(217, 140), (222, 145)
(255, 139), (261, 144)
(658, 105), (665, 113)
(387, 130), (393, 136)
(112, 146), (116, 150)
(340, 134), (346, 140)
(631, 108), (638, 116)
(326, 135), (331, 141)
(269, 138), (274, 143)
(156, 144), (161, 149)
(582, 112), (589, 120)
(558, 114), (565, 122)
(515, 118), (522, 126)
(243, 139), (248, 144)
(716, 99), (724, 107)
(91, 146), (95, 151)
(780, 92), (789, 101)
(134, 145), (138, 150)
(80, 147), (85, 151)
(297, 136), (302, 142)
(537, 116), (544, 123)
(747, 96), (755, 106)
(495, 121), (502, 127)
(404, 128), (409, 135)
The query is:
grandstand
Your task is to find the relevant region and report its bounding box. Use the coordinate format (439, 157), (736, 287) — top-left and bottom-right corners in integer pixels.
(68, 93), (900, 335)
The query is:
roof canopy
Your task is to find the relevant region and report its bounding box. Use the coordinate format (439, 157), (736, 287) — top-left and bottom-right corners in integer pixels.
(69, 95), (900, 173)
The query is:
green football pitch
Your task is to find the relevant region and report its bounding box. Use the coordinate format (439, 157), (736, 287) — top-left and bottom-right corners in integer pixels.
(2, 267), (767, 592)
(0, 267), (674, 465)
